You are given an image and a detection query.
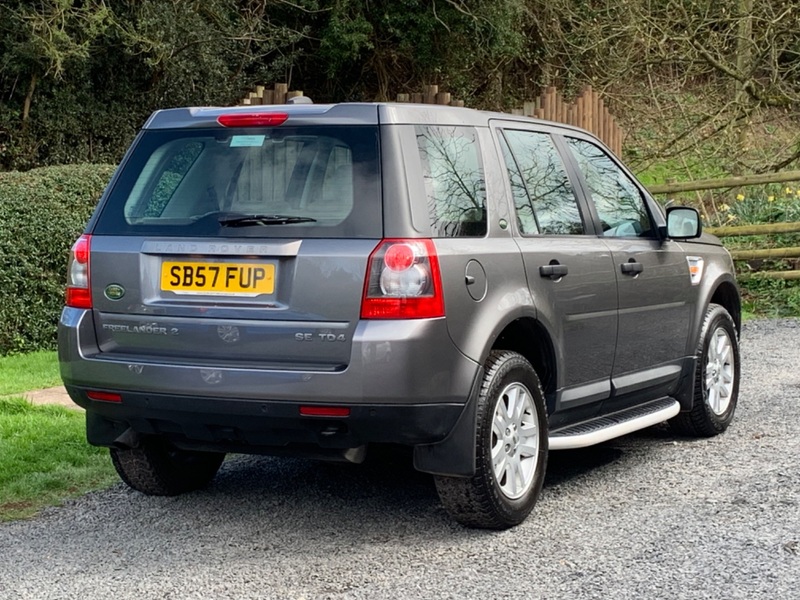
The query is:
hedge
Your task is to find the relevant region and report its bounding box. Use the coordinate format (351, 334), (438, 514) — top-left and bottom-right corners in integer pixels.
(0, 164), (116, 355)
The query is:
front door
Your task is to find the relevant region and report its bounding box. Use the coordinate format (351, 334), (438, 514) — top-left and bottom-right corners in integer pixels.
(561, 136), (693, 410)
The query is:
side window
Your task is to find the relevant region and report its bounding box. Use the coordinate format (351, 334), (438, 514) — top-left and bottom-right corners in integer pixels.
(415, 125), (487, 237)
(135, 141), (204, 218)
(566, 138), (653, 238)
(502, 130), (584, 235)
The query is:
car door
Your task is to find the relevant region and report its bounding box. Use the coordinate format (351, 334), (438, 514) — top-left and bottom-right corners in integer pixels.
(560, 135), (694, 410)
(494, 124), (618, 427)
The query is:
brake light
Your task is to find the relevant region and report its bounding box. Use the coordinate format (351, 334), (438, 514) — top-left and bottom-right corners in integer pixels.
(66, 234), (92, 309)
(217, 112), (288, 127)
(361, 239), (445, 319)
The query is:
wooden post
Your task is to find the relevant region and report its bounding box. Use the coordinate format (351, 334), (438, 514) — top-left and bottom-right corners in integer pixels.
(273, 83), (288, 104)
(423, 85), (438, 104)
(523, 101), (536, 117)
(436, 92), (451, 105)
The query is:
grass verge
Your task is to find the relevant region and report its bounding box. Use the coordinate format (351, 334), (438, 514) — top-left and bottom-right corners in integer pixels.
(0, 397), (116, 521)
(0, 350), (61, 395)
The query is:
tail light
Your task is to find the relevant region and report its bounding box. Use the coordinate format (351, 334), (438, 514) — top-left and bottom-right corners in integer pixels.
(66, 234), (92, 308)
(361, 239), (444, 319)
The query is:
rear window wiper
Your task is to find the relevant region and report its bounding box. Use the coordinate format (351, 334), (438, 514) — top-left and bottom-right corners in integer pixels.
(218, 214), (318, 227)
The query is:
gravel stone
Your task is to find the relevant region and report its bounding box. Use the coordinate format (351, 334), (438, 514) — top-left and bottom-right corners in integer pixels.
(1, 318), (798, 599)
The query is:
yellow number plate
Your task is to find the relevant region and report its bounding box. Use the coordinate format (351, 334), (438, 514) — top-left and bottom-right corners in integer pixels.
(160, 261), (275, 296)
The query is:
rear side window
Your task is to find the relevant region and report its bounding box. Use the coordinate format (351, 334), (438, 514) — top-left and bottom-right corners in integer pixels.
(94, 126), (381, 238)
(415, 126), (487, 237)
(501, 129), (584, 235)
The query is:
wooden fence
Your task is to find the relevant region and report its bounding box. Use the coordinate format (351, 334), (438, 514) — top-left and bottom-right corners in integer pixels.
(239, 83), (305, 105)
(238, 83), (623, 155)
(649, 171), (800, 281)
(705, 222), (800, 281)
(511, 86), (623, 157)
(395, 84), (464, 107)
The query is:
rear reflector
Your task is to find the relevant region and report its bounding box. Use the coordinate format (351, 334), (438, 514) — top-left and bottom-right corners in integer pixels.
(299, 406), (351, 417)
(217, 112), (288, 127)
(87, 391), (122, 403)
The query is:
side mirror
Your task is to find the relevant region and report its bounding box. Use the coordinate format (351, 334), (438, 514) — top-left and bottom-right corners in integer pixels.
(665, 206), (702, 239)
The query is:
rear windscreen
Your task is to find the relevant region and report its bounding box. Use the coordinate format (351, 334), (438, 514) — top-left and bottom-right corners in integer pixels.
(93, 126), (382, 238)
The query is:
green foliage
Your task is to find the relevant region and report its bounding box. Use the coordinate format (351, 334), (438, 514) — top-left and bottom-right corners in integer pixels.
(0, 350), (60, 394)
(739, 277), (800, 319)
(0, 397), (116, 521)
(0, 164), (115, 355)
(0, 0), (306, 171)
(312, 0), (529, 106)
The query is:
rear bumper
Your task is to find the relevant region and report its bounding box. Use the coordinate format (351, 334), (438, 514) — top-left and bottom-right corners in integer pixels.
(59, 307), (482, 474)
(71, 387), (466, 452)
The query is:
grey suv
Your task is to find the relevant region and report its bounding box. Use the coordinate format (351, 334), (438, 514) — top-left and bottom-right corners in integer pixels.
(59, 102), (741, 529)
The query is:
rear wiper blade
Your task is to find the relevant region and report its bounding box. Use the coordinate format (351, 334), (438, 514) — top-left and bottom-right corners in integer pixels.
(218, 214), (317, 227)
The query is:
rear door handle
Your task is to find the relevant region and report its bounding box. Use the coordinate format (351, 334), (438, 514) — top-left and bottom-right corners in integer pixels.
(539, 264), (569, 280)
(620, 261), (644, 275)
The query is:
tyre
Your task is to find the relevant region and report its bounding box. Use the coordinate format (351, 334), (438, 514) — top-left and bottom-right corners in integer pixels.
(670, 303), (740, 437)
(435, 350), (548, 529)
(110, 437), (225, 496)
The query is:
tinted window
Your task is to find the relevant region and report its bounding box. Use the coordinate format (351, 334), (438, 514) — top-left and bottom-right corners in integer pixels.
(415, 126), (486, 237)
(502, 130), (584, 235)
(566, 138), (653, 238)
(94, 126), (381, 238)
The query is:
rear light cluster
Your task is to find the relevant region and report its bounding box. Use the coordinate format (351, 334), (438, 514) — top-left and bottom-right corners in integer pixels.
(361, 239), (444, 319)
(66, 234), (92, 309)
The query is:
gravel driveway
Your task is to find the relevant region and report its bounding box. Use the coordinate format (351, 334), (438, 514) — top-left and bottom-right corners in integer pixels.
(1, 319), (798, 599)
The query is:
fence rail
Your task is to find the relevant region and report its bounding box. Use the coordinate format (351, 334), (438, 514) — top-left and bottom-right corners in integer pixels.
(705, 222), (800, 281)
(649, 170), (800, 195)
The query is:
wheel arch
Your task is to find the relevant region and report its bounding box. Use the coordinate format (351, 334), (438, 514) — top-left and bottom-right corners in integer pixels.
(709, 277), (741, 336)
(489, 316), (558, 415)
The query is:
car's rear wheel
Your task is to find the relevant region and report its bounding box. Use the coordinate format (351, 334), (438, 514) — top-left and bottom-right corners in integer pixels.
(670, 303), (740, 437)
(110, 437), (225, 496)
(435, 350), (548, 529)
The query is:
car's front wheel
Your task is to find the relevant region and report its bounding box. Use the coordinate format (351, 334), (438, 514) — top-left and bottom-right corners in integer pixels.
(670, 303), (740, 437)
(435, 350), (548, 529)
(110, 437), (225, 496)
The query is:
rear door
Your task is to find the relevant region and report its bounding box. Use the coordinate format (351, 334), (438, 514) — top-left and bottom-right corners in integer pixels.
(494, 125), (618, 425)
(560, 136), (693, 409)
(88, 120), (382, 371)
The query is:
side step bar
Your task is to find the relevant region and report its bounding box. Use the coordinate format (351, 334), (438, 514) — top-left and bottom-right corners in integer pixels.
(549, 398), (680, 450)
